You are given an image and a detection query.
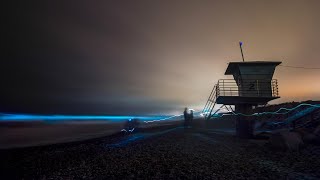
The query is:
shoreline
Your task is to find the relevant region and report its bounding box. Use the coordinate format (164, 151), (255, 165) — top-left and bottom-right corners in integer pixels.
(0, 119), (183, 149)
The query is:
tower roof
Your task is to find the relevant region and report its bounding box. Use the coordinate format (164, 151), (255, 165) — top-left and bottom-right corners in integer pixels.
(225, 61), (282, 75)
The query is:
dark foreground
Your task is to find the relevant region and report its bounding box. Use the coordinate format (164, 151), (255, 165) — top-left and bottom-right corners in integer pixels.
(1, 127), (320, 180)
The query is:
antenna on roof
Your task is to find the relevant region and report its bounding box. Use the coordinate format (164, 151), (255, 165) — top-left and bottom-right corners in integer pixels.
(239, 41), (245, 62)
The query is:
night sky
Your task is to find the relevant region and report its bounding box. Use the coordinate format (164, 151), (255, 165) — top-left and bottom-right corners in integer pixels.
(3, 0), (320, 115)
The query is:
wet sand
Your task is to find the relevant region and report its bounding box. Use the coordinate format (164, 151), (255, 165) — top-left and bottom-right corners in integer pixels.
(0, 121), (126, 149)
(0, 119), (183, 149)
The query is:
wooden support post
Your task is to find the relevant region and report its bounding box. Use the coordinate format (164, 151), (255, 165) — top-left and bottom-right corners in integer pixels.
(235, 104), (254, 138)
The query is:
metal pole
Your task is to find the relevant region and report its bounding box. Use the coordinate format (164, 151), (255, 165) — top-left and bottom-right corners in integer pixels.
(239, 42), (245, 62)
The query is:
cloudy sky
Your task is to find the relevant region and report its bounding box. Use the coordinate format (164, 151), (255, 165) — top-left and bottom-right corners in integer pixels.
(3, 0), (320, 115)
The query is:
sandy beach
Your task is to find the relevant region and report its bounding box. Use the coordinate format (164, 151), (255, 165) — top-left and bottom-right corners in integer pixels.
(1, 124), (320, 179)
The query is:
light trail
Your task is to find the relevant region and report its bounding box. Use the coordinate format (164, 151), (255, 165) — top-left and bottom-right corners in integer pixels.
(107, 127), (184, 147)
(121, 128), (135, 133)
(143, 114), (183, 123)
(143, 110), (204, 123)
(208, 103), (320, 118)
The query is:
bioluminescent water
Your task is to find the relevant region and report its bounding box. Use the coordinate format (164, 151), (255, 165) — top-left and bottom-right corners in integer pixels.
(0, 113), (184, 122)
(0, 114), (153, 121)
(1, 103), (319, 124)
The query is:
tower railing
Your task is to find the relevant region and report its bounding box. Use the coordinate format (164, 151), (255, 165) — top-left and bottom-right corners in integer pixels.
(216, 79), (279, 98)
(202, 79), (279, 120)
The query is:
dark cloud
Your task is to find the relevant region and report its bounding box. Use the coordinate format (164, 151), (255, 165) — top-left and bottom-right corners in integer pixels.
(2, 0), (320, 115)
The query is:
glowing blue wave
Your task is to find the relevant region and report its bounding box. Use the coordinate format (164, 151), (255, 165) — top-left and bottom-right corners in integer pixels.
(3, 103), (317, 122)
(0, 113), (167, 121)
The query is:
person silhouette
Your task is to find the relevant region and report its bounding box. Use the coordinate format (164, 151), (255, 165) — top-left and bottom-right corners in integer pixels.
(189, 109), (194, 127)
(183, 107), (189, 128)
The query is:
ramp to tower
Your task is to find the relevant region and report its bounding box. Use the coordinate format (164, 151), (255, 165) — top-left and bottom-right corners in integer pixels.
(202, 84), (219, 120)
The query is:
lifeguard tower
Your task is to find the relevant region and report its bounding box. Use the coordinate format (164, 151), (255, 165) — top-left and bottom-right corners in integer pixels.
(202, 61), (281, 138)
